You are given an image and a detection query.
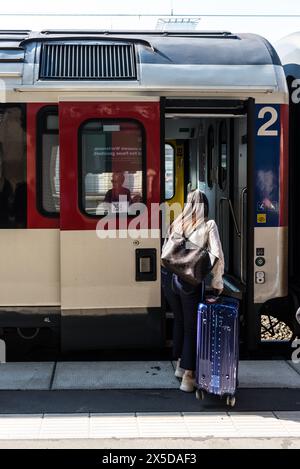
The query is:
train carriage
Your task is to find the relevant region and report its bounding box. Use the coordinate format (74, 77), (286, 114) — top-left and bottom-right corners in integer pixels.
(0, 29), (290, 357)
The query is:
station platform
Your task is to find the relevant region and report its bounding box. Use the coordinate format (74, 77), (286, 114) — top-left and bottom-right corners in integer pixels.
(0, 360), (299, 391)
(0, 360), (299, 446)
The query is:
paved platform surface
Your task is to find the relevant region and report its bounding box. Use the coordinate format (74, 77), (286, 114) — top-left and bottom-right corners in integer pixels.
(0, 411), (299, 440)
(0, 360), (300, 390)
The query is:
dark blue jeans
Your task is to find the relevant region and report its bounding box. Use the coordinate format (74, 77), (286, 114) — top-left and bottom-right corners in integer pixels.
(162, 268), (204, 371)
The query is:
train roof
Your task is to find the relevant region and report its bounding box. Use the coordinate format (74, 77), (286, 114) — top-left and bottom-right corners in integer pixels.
(0, 30), (288, 101)
(275, 31), (300, 78)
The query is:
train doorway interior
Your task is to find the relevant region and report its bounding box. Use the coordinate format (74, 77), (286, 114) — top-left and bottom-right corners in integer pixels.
(162, 99), (252, 352)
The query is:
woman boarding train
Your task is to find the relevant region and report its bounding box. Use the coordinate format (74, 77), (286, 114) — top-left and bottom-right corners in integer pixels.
(161, 189), (225, 393)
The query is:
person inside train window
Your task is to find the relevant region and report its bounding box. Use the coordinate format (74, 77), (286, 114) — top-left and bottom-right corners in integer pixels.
(0, 150), (13, 228)
(104, 172), (132, 204)
(161, 189), (224, 393)
(103, 171), (143, 210)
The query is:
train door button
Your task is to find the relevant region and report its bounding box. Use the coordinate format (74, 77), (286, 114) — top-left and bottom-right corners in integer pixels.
(255, 271), (265, 284)
(139, 257), (151, 273)
(135, 248), (157, 282)
(255, 257), (265, 267)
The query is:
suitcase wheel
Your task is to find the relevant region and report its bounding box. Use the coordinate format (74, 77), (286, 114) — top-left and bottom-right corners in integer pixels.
(196, 389), (205, 401)
(226, 395), (236, 407)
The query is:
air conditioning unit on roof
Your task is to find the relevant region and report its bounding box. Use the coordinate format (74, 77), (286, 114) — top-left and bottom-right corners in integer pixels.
(155, 17), (200, 31)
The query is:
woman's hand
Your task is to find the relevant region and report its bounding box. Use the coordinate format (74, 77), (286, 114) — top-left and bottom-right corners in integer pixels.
(206, 296), (218, 304)
(206, 289), (223, 304)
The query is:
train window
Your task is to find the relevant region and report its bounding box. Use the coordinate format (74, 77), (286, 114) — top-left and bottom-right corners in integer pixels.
(165, 143), (175, 200)
(218, 121), (228, 190)
(198, 140), (206, 184)
(46, 115), (59, 130)
(37, 108), (60, 216)
(207, 125), (214, 189)
(80, 119), (144, 216)
(0, 105), (26, 228)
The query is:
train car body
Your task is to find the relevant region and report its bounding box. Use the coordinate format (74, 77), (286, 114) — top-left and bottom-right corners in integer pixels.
(0, 30), (289, 356)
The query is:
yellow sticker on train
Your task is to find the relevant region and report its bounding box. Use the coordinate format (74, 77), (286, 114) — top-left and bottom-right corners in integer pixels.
(257, 214), (266, 223)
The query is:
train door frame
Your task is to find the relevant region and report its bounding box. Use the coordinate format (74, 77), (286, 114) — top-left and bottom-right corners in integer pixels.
(246, 98), (256, 350)
(162, 98), (257, 351)
(214, 118), (233, 272)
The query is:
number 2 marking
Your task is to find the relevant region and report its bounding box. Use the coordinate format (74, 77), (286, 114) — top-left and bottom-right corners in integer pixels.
(257, 107), (278, 136)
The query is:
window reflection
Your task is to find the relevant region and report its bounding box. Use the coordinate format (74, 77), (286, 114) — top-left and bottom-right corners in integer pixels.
(0, 106), (26, 228)
(37, 110), (60, 216)
(207, 125), (214, 189)
(81, 120), (144, 216)
(165, 143), (175, 200)
(256, 169), (278, 211)
(218, 121), (228, 191)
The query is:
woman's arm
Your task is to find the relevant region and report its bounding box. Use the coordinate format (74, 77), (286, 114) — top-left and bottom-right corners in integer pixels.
(207, 220), (225, 292)
(161, 225), (172, 254)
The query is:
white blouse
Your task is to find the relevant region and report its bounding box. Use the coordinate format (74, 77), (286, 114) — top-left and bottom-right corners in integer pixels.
(188, 219), (225, 291)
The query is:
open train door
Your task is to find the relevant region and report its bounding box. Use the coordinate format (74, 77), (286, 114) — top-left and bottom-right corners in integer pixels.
(58, 99), (163, 351)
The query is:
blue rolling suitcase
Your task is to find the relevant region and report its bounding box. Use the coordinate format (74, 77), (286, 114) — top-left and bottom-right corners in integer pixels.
(196, 297), (239, 407)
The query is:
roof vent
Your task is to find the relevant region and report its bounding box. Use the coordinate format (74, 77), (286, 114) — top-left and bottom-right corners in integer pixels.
(39, 43), (137, 80)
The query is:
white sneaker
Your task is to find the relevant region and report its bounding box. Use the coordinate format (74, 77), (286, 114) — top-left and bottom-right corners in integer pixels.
(179, 374), (196, 392)
(174, 360), (185, 379)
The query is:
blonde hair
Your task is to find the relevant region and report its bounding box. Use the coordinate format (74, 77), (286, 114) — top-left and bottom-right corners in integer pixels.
(170, 189), (207, 239)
